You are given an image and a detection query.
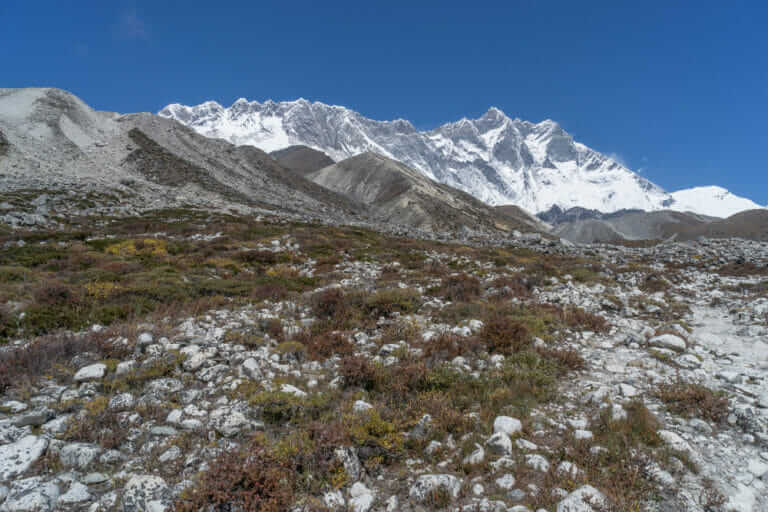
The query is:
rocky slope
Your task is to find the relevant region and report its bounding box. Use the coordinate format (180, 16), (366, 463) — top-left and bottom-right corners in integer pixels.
(271, 145), (335, 176)
(549, 207), (768, 244)
(0, 88), (368, 228)
(1, 216), (767, 512)
(305, 152), (538, 234)
(159, 98), (764, 217)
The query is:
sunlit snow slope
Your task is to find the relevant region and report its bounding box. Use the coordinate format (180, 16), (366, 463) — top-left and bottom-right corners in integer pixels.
(160, 99), (763, 217)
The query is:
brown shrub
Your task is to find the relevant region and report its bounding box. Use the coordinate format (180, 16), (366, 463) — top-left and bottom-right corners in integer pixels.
(490, 274), (533, 299)
(339, 355), (379, 391)
(298, 331), (355, 361)
(175, 437), (295, 512)
(478, 313), (532, 354)
(654, 379), (729, 423)
(536, 346), (586, 372)
(421, 331), (482, 363)
(62, 397), (130, 450)
(33, 281), (83, 307)
(313, 288), (348, 319)
(439, 274), (481, 302)
(0, 331), (132, 393)
(560, 306), (609, 333)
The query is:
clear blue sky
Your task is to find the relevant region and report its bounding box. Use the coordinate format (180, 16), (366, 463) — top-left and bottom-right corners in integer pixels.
(3, 1), (767, 203)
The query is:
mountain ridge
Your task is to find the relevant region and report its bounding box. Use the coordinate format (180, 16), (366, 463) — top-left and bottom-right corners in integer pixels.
(160, 97), (764, 217)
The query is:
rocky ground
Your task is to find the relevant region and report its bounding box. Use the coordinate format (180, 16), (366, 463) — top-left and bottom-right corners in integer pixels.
(0, 214), (767, 512)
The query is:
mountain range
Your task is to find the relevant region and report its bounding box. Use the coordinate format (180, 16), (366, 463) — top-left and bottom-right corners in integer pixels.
(0, 88), (538, 238)
(159, 98), (764, 218)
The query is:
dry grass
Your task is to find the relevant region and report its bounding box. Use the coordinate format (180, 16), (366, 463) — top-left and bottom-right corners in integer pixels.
(175, 436), (295, 512)
(654, 379), (729, 423)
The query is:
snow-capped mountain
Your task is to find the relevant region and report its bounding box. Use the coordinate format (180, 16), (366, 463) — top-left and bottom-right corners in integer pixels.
(669, 186), (763, 219)
(159, 99), (763, 217)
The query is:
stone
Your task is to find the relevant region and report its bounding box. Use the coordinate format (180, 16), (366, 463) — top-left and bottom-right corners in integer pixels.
(12, 407), (54, 427)
(335, 447), (363, 481)
(556, 485), (607, 512)
(525, 454), (550, 472)
(425, 440), (442, 455)
(493, 416), (522, 436)
(209, 408), (249, 437)
(108, 393), (135, 411)
(324, 490), (345, 508)
(74, 363), (107, 382)
(158, 446), (182, 463)
(462, 444), (485, 466)
(115, 361), (136, 376)
(137, 332), (154, 346)
(349, 482), (375, 512)
(280, 384), (307, 398)
(557, 461), (579, 478)
(197, 364), (229, 383)
(610, 404), (627, 422)
(82, 473), (109, 485)
(515, 438), (538, 451)
(487, 432), (513, 456)
(495, 473), (516, 490)
(240, 358), (263, 380)
(57, 482), (91, 505)
(1, 478), (59, 512)
(0, 401), (27, 414)
(409, 414), (432, 440)
(573, 430), (593, 441)
(59, 443), (101, 470)
(409, 474), (462, 503)
(675, 354), (702, 369)
(617, 383), (639, 397)
(0, 436), (48, 480)
(353, 400), (373, 413)
(648, 334), (686, 353)
(121, 475), (169, 512)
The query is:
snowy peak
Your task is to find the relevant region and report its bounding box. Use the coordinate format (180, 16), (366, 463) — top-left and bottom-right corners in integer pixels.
(670, 186), (764, 219)
(159, 97), (762, 217)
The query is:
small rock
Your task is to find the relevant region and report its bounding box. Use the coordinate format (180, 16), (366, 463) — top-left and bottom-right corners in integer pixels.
(353, 400), (373, 413)
(349, 482), (375, 512)
(73, 363), (107, 382)
(495, 473), (516, 490)
(487, 432), (513, 456)
(121, 475), (170, 512)
(648, 334), (687, 353)
(57, 482), (91, 505)
(409, 474), (462, 503)
(493, 416), (522, 436)
(59, 443), (101, 470)
(556, 485), (607, 512)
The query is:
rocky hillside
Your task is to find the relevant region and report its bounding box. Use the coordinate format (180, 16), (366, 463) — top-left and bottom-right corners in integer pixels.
(271, 145), (335, 176)
(159, 98), (764, 217)
(305, 152), (539, 234)
(549, 207), (768, 244)
(1, 210), (767, 512)
(0, 88), (368, 228)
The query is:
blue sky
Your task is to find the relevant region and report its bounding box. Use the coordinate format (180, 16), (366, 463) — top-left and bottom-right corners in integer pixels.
(3, 1), (767, 204)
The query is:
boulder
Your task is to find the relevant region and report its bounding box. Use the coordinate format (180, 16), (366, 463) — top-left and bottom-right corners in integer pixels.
(0, 436), (48, 481)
